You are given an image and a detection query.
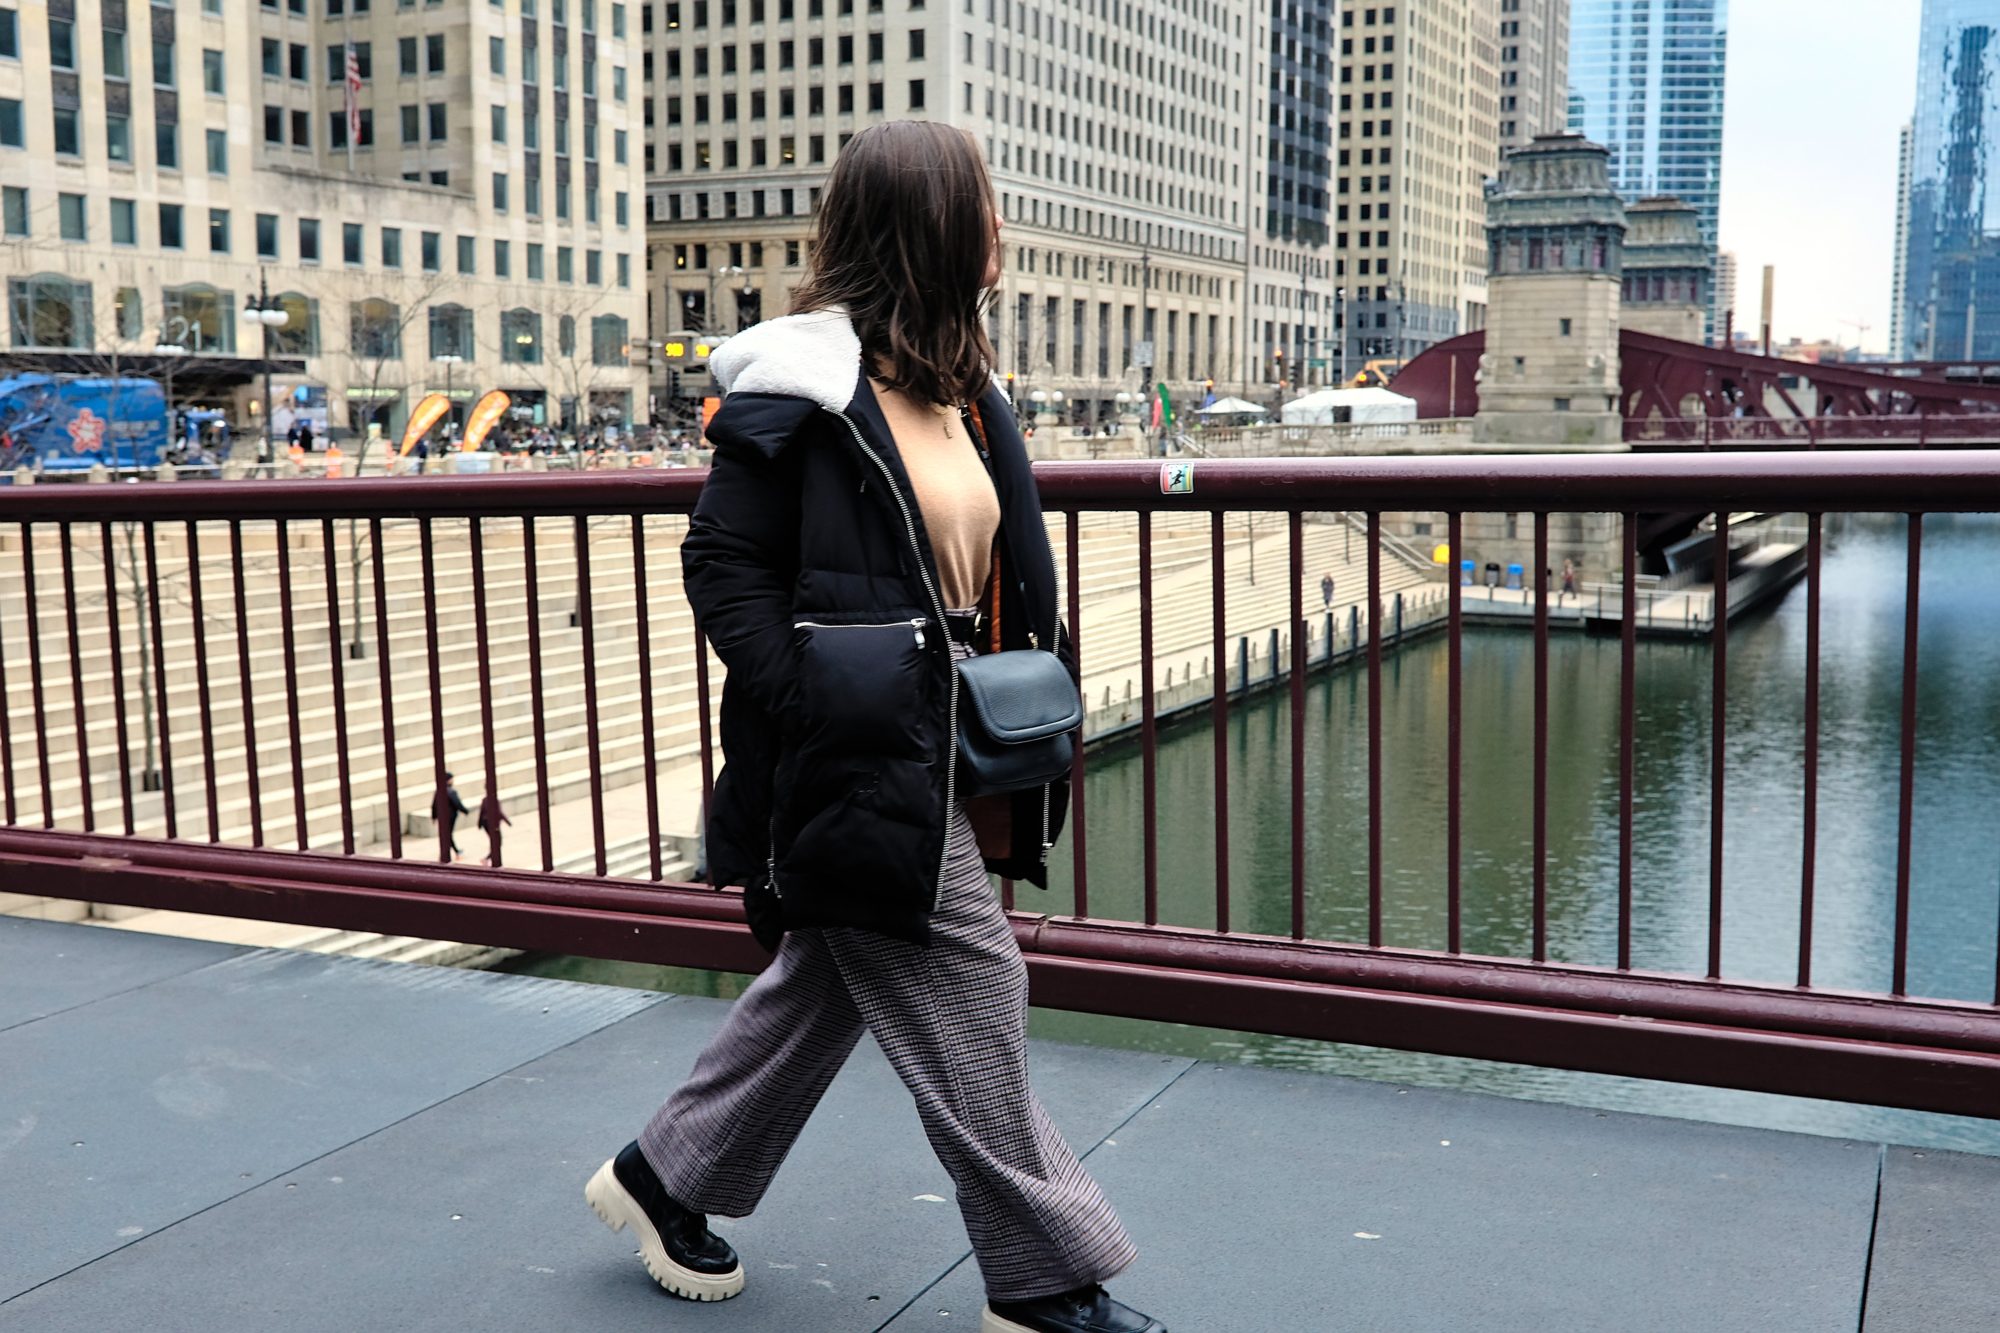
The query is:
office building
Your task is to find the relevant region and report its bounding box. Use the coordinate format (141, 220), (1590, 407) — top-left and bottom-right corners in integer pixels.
(643, 0), (1259, 431)
(1331, 0), (1501, 374)
(1497, 0), (1570, 150)
(1565, 0), (1728, 253)
(1247, 0), (1337, 398)
(1712, 246), (1737, 340)
(0, 0), (649, 440)
(1893, 1), (2000, 361)
(1889, 122), (1910, 359)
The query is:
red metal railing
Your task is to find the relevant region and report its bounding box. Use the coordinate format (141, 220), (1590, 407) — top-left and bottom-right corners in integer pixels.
(1624, 413), (2000, 449)
(2, 453), (1999, 1116)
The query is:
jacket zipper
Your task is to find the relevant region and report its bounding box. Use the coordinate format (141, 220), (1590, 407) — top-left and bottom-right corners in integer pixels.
(830, 409), (957, 904)
(794, 616), (929, 649)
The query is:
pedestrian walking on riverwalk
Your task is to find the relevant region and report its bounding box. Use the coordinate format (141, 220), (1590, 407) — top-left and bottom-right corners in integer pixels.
(432, 773), (469, 862)
(477, 791), (511, 868)
(1562, 559), (1577, 600)
(583, 121), (1160, 1333)
(1322, 571), (1335, 608)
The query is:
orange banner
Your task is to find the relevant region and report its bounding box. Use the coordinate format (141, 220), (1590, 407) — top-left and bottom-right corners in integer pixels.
(398, 392), (454, 457)
(460, 390), (512, 453)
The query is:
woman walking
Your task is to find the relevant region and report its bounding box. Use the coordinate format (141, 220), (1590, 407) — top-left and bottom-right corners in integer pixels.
(584, 122), (1162, 1333)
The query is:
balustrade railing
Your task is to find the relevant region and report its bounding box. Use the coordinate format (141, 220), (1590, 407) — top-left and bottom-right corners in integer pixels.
(1, 452), (1997, 1116)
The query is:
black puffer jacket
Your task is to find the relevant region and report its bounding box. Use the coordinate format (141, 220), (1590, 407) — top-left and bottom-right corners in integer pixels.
(681, 309), (1073, 950)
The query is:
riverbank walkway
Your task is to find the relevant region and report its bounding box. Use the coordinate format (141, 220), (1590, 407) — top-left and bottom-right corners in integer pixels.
(4, 914), (1992, 1331)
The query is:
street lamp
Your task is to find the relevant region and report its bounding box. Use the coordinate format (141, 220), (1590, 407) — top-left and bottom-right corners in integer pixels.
(433, 353), (465, 444)
(240, 271), (291, 467)
(1336, 287), (1348, 386)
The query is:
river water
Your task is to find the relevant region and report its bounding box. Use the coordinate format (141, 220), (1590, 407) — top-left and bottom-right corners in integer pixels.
(509, 513), (2000, 1154)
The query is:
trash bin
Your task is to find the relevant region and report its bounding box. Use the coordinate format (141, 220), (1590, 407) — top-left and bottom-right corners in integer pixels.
(1506, 562), (1524, 591)
(1460, 559), (1475, 586)
(1484, 561), (1501, 588)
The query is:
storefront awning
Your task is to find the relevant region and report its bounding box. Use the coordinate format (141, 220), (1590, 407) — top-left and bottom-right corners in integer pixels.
(0, 350), (308, 390)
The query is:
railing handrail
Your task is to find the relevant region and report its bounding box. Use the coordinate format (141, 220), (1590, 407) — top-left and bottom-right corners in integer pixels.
(4, 450), (2000, 521)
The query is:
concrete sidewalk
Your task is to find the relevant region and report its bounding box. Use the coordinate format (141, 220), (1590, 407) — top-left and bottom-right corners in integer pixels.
(2, 915), (1993, 1331)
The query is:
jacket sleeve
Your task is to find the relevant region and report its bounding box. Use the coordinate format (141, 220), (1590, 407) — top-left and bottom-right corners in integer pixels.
(680, 442), (803, 721)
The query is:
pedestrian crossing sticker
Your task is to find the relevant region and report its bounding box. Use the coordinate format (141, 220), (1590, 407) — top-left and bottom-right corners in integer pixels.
(1160, 462), (1194, 495)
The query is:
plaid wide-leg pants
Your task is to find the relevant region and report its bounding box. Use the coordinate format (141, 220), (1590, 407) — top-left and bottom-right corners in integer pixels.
(638, 760), (1136, 1300)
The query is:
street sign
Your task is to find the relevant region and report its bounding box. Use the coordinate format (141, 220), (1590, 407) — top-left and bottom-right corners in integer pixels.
(1133, 341), (1154, 367)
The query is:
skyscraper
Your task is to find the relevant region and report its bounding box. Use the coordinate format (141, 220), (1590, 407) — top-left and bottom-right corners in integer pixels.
(1565, 0), (1728, 252)
(1331, 0), (1500, 370)
(1498, 0), (1573, 151)
(1896, 1), (2000, 360)
(1890, 121), (1913, 359)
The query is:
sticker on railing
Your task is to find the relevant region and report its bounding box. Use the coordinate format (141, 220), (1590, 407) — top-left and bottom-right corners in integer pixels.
(1159, 462), (1194, 495)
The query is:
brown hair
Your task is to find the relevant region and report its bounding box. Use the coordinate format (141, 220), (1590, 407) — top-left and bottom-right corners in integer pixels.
(789, 121), (999, 406)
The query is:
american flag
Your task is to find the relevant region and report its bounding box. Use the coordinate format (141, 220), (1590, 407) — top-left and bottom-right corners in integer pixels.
(343, 42), (362, 146)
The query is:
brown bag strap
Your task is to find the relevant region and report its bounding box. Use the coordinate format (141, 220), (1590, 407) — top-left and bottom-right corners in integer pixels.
(962, 402), (1004, 654)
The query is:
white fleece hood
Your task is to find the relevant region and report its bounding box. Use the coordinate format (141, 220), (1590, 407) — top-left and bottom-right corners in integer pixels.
(708, 308), (863, 413)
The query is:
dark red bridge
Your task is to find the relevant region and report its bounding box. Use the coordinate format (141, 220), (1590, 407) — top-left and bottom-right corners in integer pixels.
(1397, 329), (2000, 447)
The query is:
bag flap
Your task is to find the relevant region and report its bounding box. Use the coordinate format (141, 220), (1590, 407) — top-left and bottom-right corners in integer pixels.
(956, 651), (1082, 743)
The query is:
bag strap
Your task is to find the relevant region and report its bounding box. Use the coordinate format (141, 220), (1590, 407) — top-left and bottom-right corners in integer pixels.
(962, 403), (1005, 654)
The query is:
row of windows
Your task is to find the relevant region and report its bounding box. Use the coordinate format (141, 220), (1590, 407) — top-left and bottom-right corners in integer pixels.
(0, 97), (226, 173)
(652, 30), (915, 79)
(0, 187), (635, 288)
(660, 80), (916, 123)
(659, 0), (912, 28)
(8, 273), (634, 371)
(282, 0), (631, 36)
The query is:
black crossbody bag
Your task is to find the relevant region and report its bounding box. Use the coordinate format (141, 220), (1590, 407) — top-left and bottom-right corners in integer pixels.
(952, 406), (1082, 797)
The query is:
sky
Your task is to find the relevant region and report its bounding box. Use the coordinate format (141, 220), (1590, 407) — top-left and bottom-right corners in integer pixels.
(1716, 0), (1923, 352)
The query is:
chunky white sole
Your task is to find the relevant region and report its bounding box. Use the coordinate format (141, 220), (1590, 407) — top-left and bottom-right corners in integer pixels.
(585, 1157), (746, 1302)
(980, 1307), (1042, 1333)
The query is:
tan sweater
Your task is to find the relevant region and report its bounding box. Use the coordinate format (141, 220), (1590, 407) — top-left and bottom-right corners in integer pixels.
(872, 381), (1000, 610)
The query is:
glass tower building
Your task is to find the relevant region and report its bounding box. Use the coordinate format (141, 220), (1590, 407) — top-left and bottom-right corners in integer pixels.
(1565, 0), (1729, 254)
(1898, 1), (2000, 360)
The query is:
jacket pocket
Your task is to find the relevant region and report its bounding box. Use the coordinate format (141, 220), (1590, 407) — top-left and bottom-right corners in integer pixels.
(793, 613), (935, 762)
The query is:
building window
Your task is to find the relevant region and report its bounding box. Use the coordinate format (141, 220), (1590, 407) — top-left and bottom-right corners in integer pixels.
(270, 293), (317, 356)
(203, 48), (226, 95)
(493, 172), (509, 210)
(208, 207), (230, 254)
(298, 217), (321, 263)
(57, 193), (86, 241)
(501, 307), (541, 363)
(48, 17), (74, 69)
(158, 202), (185, 249)
(493, 238), (510, 278)
(53, 107), (80, 156)
(8, 274), (94, 348)
(163, 284), (236, 353)
(0, 9), (17, 60)
(343, 222), (365, 265)
(114, 287), (143, 340)
(457, 235), (476, 274)
(429, 302), (473, 358)
(590, 314), (627, 365)
(350, 297), (403, 359)
(428, 102), (447, 140)
(0, 98), (20, 149)
(257, 213), (280, 259)
(206, 128), (228, 173)
(381, 227), (402, 268)
(111, 198), (137, 245)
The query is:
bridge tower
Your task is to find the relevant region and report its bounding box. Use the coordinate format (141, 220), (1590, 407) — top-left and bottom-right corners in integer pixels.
(1474, 134), (1627, 446)
(1621, 197), (1712, 345)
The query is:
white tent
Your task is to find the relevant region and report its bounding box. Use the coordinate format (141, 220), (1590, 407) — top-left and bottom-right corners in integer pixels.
(1195, 396), (1268, 417)
(1281, 386), (1418, 426)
